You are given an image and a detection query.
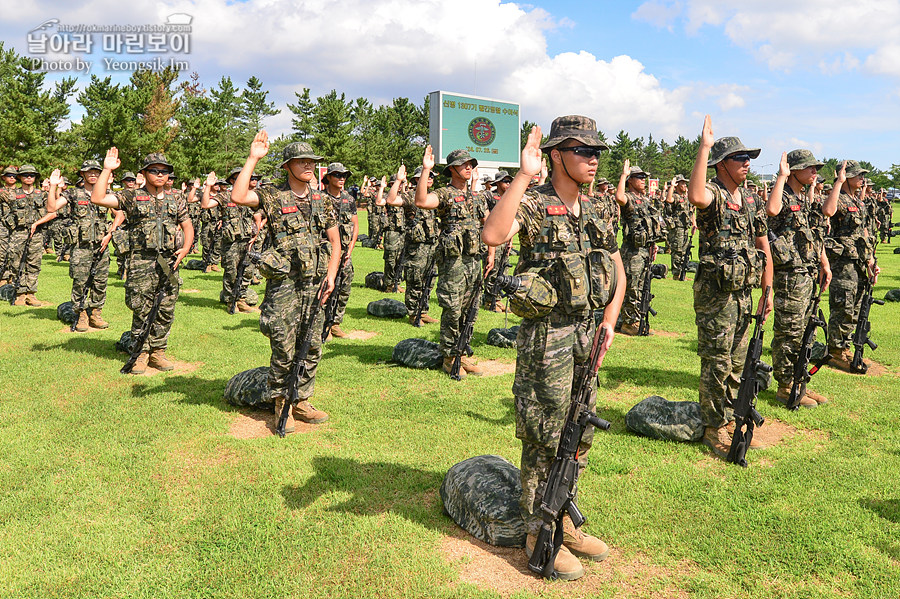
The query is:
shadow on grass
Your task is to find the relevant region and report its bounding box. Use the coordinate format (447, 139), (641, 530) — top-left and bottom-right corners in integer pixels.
(282, 456), (447, 530)
(221, 319), (260, 331)
(601, 365), (699, 392)
(32, 335), (121, 361)
(322, 338), (398, 365)
(860, 498), (900, 524)
(130, 373), (230, 408)
(15, 306), (59, 323)
(177, 294), (225, 310)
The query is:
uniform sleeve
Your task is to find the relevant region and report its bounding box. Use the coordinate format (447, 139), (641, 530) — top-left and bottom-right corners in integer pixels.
(115, 189), (134, 215)
(514, 192), (543, 250)
(175, 192), (189, 224)
(320, 194), (337, 230)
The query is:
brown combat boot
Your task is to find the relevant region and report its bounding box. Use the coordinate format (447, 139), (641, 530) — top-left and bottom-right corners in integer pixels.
(12, 294), (26, 306)
(204, 264), (214, 273)
(88, 308), (109, 329)
(562, 514), (609, 561)
(525, 534), (584, 581)
(420, 313), (438, 324)
(828, 348), (855, 373)
(330, 324), (348, 338)
(234, 300), (259, 313)
(725, 421), (763, 449)
(148, 349), (174, 371)
(460, 356), (484, 376)
(0, 278), (7, 286)
(292, 400), (329, 424)
(24, 294), (45, 306)
(210, 264), (221, 272)
(775, 385), (816, 408)
(619, 322), (640, 336)
(703, 426), (731, 459)
(803, 388), (829, 405)
(442, 357), (466, 379)
(74, 310), (89, 332)
(273, 396), (296, 434)
(130, 352), (149, 375)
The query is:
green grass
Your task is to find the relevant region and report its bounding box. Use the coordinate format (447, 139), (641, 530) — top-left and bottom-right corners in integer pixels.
(1, 221), (899, 598)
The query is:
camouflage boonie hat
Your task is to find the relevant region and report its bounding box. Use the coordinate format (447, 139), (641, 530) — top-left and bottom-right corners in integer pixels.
(816, 175), (825, 184)
(17, 164), (39, 176)
(226, 166), (243, 183)
(595, 177), (610, 186)
(1, 166), (17, 177)
(843, 160), (869, 178)
(141, 153), (173, 171)
(280, 141), (323, 167)
(442, 149), (478, 176)
(411, 166), (424, 180)
(325, 162), (351, 176)
(121, 171), (136, 181)
(786, 149), (824, 171)
(493, 170), (512, 183)
(539, 115), (609, 151)
(707, 137), (760, 167)
(823, 183), (833, 191)
(215, 179), (229, 186)
(79, 159), (103, 172)
(673, 174), (688, 184)
(628, 165), (650, 178)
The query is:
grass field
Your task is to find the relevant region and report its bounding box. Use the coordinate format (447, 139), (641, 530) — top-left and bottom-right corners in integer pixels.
(1, 216), (899, 599)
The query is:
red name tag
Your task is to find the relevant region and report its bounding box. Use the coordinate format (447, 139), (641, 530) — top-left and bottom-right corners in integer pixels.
(790, 204), (801, 212)
(634, 199), (642, 205)
(726, 202), (741, 211)
(547, 205), (567, 215)
(747, 198), (755, 204)
(847, 206), (859, 212)
(77, 200), (89, 205)
(453, 196), (466, 203)
(136, 197), (150, 202)
(281, 205), (298, 214)
(227, 202), (237, 207)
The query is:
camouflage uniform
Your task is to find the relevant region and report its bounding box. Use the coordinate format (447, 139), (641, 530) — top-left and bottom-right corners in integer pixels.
(0, 170), (16, 282)
(383, 203), (405, 290)
(327, 187), (356, 325)
(694, 178), (766, 427)
(667, 190), (693, 275)
(619, 185), (663, 325)
(1, 186), (49, 295)
(64, 186), (110, 309)
(256, 182), (336, 401)
(400, 188), (439, 317)
(201, 193), (223, 267)
(513, 182), (618, 535)
(367, 195), (384, 246)
(217, 190), (256, 305)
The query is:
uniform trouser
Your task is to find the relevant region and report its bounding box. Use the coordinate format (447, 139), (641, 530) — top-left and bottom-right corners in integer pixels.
(668, 224), (691, 276)
(694, 269), (752, 428)
(404, 240), (437, 316)
(437, 251), (482, 357)
(0, 223), (10, 280)
(259, 274), (325, 401)
(513, 312), (595, 535)
(333, 256), (354, 325)
(771, 268), (815, 386)
(69, 244), (110, 309)
(828, 258), (866, 352)
(383, 230), (404, 289)
(125, 251), (180, 353)
(222, 237), (253, 304)
(620, 243), (651, 324)
(368, 210), (383, 246)
(202, 221), (222, 266)
(8, 228), (44, 295)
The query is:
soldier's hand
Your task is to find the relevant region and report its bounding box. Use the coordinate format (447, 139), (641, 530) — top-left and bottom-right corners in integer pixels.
(49, 169), (63, 187)
(135, 173), (145, 187)
(778, 152), (790, 178)
(104, 147), (121, 171)
(379, 175), (387, 188)
(540, 157), (548, 181)
(397, 164), (407, 182)
(181, 182), (187, 192)
(836, 160), (847, 184)
(320, 275), (336, 305)
(622, 158), (631, 177)
(206, 172), (217, 187)
(819, 261), (832, 291)
(520, 125), (542, 176)
(250, 130), (269, 159)
(193, 177), (201, 188)
(758, 289), (773, 320)
(100, 232), (112, 253)
(700, 114), (714, 148)
(422, 145), (435, 170)
(593, 322), (615, 370)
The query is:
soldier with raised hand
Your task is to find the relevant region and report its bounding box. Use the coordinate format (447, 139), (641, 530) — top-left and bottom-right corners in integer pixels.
(615, 161), (663, 335)
(415, 147), (495, 378)
(47, 160), (114, 331)
(321, 162), (358, 338)
(91, 150), (194, 374)
(665, 174), (693, 277)
(482, 116), (625, 581)
(766, 150), (836, 407)
(231, 131), (340, 432)
(825, 160), (880, 372)
(688, 115), (773, 459)
(378, 173), (406, 293)
(200, 177), (226, 273)
(0, 166), (18, 286)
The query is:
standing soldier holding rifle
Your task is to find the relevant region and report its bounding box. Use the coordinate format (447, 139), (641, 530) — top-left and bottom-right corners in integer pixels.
(3, 164), (55, 306)
(483, 116), (626, 581)
(665, 174), (693, 278)
(321, 162), (358, 338)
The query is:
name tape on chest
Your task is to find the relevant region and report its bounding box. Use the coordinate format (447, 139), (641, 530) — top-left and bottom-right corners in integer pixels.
(281, 205), (299, 214)
(77, 200), (90, 205)
(847, 206), (859, 213)
(789, 204), (801, 212)
(547, 205), (567, 216)
(726, 202), (741, 211)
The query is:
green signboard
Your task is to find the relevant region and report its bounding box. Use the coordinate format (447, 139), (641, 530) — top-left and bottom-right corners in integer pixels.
(428, 91), (521, 168)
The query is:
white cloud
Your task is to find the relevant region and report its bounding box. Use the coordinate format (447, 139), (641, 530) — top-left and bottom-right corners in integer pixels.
(631, 1), (683, 31)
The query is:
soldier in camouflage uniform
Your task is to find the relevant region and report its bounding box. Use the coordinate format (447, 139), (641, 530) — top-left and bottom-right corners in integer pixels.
(665, 174), (694, 277)
(825, 160), (880, 372)
(2, 164), (56, 306)
(365, 177), (385, 248)
(112, 172), (137, 278)
(415, 147), (495, 378)
(765, 149), (836, 407)
(615, 163), (664, 334)
(231, 132), (341, 432)
(875, 189), (893, 243)
(200, 178), (225, 273)
(201, 168), (259, 313)
(91, 150), (195, 374)
(481, 171), (514, 312)
(0, 166), (18, 285)
(482, 116), (626, 580)
(687, 116), (773, 459)
(380, 175), (406, 293)
(47, 160), (114, 331)
(321, 162), (358, 338)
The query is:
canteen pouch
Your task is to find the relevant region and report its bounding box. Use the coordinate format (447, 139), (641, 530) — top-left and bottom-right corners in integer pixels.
(587, 248), (616, 309)
(508, 271), (558, 320)
(258, 248), (290, 281)
(554, 252), (590, 314)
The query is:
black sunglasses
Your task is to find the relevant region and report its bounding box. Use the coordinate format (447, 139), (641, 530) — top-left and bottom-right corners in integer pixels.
(727, 153), (752, 163)
(145, 167), (172, 176)
(558, 146), (604, 159)
(250, 176), (261, 181)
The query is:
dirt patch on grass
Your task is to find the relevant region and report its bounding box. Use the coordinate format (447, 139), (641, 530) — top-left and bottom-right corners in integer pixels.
(441, 530), (694, 598)
(649, 329), (684, 338)
(343, 330), (378, 341)
(137, 360), (202, 376)
(182, 288), (201, 293)
(58, 325), (107, 334)
(228, 409), (325, 439)
(477, 359), (516, 377)
(751, 418), (800, 448)
(826, 358), (891, 377)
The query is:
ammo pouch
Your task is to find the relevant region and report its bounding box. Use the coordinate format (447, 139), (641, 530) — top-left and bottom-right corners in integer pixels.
(407, 221), (427, 244)
(587, 248), (616, 309)
(508, 270), (558, 320)
(768, 233), (795, 268)
(111, 228), (129, 252)
(629, 229), (648, 247)
(715, 248), (762, 293)
(439, 227), (463, 258)
(553, 252), (590, 314)
(462, 227), (481, 255)
(257, 248), (291, 280)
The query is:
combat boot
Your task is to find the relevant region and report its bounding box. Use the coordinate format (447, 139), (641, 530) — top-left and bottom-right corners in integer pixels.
(210, 264), (221, 272)
(619, 322), (640, 336)
(442, 357), (466, 379)
(292, 400), (329, 424)
(703, 426), (731, 459)
(420, 313), (438, 324)
(775, 385), (816, 408)
(828, 348), (855, 373)
(460, 356), (484, 376)
(148, 349), (174, 371)
(273, 396), (296, 434)
(24, 294), (45, 306)
(13, 294), (26, 306)
(88, 308), (109, 329)
(803, 388), (829, 405)
(562, 514), (609, 561)
(204, 264), (214, 273)
(725, 421), (763, 449)
(330, 324), (348, 338)
(74, 310), (89, 332)
(235, 300), (259, 313)
(130, 352), (149, 375)
(525, 534), (584, 581)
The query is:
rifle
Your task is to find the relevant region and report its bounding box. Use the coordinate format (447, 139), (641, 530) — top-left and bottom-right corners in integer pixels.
(9, 227), (38, 304)
(677, 226), (695, 281)
(485, 241), (512, 311)
(637, 257), (666, 336)
(786, 278), (830, 409)
(228, 236), (256, 314)
(277, 278), (327, 437)
(121, 254), (178, 374)
(850, 262), (883, 373)
(528, 325), (611, 580)
(321, 251), (347, 342)
(411, 251), (438, 328)
(448, 284), (482, 380)
(726, 286), (772, 467)
(71, 244), (106, 331)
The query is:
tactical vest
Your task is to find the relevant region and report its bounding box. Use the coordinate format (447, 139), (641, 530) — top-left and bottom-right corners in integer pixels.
(622, 191), (663, 248)
(826, 192), (870, 263)
(262, 185), (329, 276)
(670, 193), (692, 227)
(767, 187), (818, 270)
(329, 191), (356, 248)
(218, 192), (254, 243)
(696, 179), (763, 292)
(516, 185), (616, 314)
(129, 188), (180, 253)
(436, 186), (482, 257)
(69, 187), (107, 245)
(384, 204), (405, 232)
(10, 190), (44, 229)
(405, 196), (438, 245)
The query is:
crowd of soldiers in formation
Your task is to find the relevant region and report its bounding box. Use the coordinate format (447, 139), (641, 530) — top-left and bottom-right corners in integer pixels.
(0, 112), (894, 581)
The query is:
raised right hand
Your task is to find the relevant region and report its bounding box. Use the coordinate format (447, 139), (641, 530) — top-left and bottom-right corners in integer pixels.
(49, 168), (63, 187)
(206, 172), (217, 187)
(700, 115), (714, 148)
(422, 145), (435, 170)
(520, 125), (542, 177)
(104, 147), (121, 171)
(250, 130), (269, 159)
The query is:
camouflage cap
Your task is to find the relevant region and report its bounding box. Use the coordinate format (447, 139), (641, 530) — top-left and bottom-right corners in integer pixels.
(707, 137), (760, 167)
(411, 166), (424, 180)
(673, 174), (688, 184)
(325, 162), (351, 176)
(17, 164), (39, 176)
(595, 177), (610, 186)
(215, 179), (229, 186)
(823, 183), (833, 191)
(493, 170), (513, 183)
(628, 165), (650, 178)
(280, 141), (323, 167)
(843, 160), (869, 178)
(121, 171), (136, 181)
(442, 149), (478, 176)
(79, 159), (103, 172)
(539, 115), (609, 151)
(141, 152), (173, 171)
(786, 149), (824, 171)
(746, 181), (759, 189)
(1, 166), (17, 177)
(226, 166), (243, 182)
